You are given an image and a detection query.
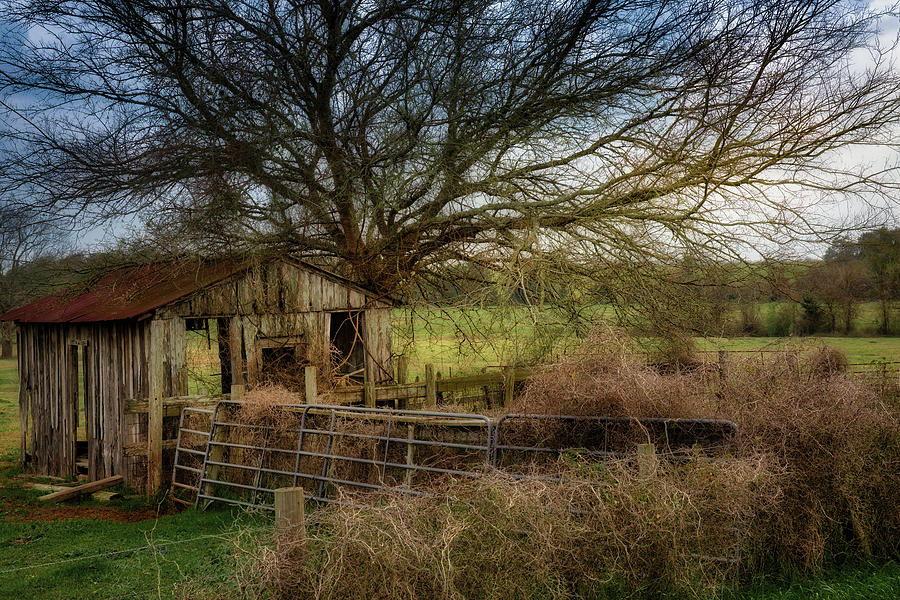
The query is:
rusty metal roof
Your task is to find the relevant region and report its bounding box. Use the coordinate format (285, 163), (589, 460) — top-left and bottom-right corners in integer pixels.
(0, 260), (247, 323)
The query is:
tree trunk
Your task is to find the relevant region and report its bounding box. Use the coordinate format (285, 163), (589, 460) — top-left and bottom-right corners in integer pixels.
(0, 339), (12, 359)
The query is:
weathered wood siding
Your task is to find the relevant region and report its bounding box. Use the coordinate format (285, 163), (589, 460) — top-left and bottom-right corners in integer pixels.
(17, 321), (154, 486)
(157, 261), (378, 318)
(157, 260), (393, 385)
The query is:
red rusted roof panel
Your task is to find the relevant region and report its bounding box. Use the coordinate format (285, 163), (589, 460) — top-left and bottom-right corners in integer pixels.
(0, 261), (247, 323)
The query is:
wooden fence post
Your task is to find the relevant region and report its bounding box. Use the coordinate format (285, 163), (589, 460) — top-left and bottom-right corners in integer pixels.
(637, 443), (657, 478)
(364, 381), (376, 408)
(304, 366), (317, 404)
(502, 366), (514, 407)
(397, 355), (409, 384)
(717, 350), (730, 381)
(424, 364), (436, 408)
(275, 486), (306, 536)
(405, 424), (416, 488)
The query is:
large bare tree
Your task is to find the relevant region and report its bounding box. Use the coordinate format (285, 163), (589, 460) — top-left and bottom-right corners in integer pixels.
(0, 0), (898, 294)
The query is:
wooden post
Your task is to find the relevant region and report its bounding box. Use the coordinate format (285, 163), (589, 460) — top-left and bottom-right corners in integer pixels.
(274, 486), (306, 538)
(17, 329), (27, 467)
(230, 383), (245, 400)
(396, 355), (409, 384)
(147, 319), (166, 496)
(364, 381), (376, 408)
(637, 443), (657, 478)
(424, 364), (436, 408)
(304, 366), (317, 404)
(502, 366), (514, 407)
(717, 350), (730, 381)
(405, 424), (416, 488)
(397, 356), (409, 409)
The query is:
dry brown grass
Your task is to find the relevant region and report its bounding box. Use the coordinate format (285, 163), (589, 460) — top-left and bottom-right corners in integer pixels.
(195, 329), (899, 597)
(225, 458), (771, 600)
(515, 327), (900, 571)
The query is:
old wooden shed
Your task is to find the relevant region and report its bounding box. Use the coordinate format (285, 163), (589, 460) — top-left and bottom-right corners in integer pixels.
(0, 257), (393, 491)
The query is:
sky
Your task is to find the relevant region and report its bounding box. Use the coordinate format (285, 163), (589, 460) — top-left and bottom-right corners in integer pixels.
(1, 1), (898, 261)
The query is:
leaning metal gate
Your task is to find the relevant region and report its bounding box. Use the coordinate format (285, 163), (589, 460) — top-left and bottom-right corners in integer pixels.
(172, 402), (738, 509)
(185, 401), (494, 510)
(170, 402), (742, 573)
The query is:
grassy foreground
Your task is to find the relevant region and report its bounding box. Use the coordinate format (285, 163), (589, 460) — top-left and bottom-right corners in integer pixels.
(2, 337), (900, 598)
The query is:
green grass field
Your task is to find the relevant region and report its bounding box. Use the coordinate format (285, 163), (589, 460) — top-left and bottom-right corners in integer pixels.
(1, 320), (898, 598)
(392, 305), (898, 378)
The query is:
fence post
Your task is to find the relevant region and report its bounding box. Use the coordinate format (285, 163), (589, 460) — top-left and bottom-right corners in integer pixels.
(717, 350), (730, 381)
(637, 443), (657, 477)
(275, 486), (306, 535)
(397, 355), (409, 384)
(405, 424), (416, 488)
(274, 486), (306, 565)
(304, 366), (317, 404)
(364, 381), (376, 408)
(502, 366), (514, 407)
(425, 364), (436, 408)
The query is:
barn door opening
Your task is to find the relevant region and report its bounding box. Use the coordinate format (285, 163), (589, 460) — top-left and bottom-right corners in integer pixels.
(69, 343), (91, 476)
(185, 318), (232, 395)
(330, 311), (366, 381)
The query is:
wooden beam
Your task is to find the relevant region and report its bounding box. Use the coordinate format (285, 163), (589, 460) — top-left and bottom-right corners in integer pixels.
(147, 319), (166, 495)
(123, 439), (177, 457)
(38, 475), (124, 503)
(124, 394), (227, 416)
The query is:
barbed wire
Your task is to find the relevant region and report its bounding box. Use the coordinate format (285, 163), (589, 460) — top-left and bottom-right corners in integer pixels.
(0, 525), (269, 576)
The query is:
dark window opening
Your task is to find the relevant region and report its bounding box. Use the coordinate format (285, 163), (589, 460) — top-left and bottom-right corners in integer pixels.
(330, 311), (365, 380)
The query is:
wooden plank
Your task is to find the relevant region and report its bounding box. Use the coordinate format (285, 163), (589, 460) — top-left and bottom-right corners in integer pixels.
(27, 483), (122, 502)
(124, 394), (226, 416)
(123, 439), (177, 457)
(38, 475), (124, 503)
(375, 383), (425, 401)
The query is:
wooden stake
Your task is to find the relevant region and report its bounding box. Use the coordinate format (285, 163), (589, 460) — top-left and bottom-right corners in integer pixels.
(405, 424), (416, 488)
(424, 364), (436, 408)
(364, 381), (376, 408)
(274, 486), (306, 538)
(304, 366), (318, 404)
(637, 443), (657, 478)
